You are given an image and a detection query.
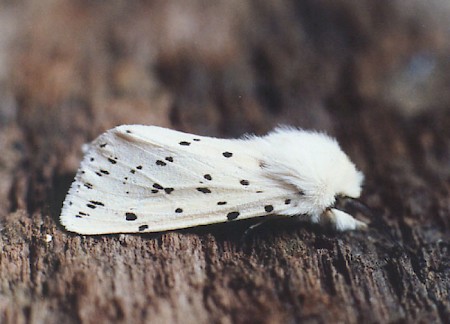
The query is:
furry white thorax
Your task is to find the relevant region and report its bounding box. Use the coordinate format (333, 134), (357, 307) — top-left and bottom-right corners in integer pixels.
(254, 127), (364, 218)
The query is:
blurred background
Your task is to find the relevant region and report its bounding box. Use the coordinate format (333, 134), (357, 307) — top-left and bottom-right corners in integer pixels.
(1, 0), (449, 132)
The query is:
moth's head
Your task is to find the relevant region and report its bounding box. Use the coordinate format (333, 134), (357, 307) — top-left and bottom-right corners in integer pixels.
(300, 138), (364, 213)
(261, 127), (364, 214)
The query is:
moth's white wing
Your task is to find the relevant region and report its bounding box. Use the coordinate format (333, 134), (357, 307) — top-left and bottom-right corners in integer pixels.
(60, 125), (298, 234)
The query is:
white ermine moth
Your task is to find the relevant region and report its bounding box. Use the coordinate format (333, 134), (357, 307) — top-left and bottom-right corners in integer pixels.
(60, 125), (367, 235)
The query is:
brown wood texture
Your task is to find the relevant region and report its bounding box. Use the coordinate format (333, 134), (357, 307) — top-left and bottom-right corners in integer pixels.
(1, 1), (449, 323)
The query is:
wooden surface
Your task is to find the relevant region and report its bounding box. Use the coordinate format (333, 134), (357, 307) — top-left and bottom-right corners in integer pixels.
(0, 1), (449, 323)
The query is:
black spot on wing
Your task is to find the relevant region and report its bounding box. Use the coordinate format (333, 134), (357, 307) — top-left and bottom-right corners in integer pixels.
(240, 180), (249, 186)
(204, 174), (212, 180)
(179, 141), (191, 146)
(264, 205), (274, 213)
(100, 143), (107, 148)
(153, 183), (163, 190)
(165, 156), (174, 162)
(89, 200), (105, 206)
(156, 160), (167, 166)
(76, 211), (90, 218)
(217, 201), (227, 205)
(136, 165), (143, 170)
(223, 152), (233, 158)
(197, 187), (211, 194)
(175, 208), (183, 213)
(125, 212), (137, 221)
(86, 203), (96, 209)
(227, 211), (240, 220)
(285, 199), (291, 205)
(164, 188), (174, 194)
(84, 183), (93, 189)
(193, 138), (200, 142)
(108, 158), (117, 164)
(139, 225), (149, 231)
(100, 169), (109, 175)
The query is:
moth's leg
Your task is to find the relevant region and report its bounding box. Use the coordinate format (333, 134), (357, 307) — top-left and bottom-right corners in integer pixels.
(321, 208), (368, 231)
(242, 215), (283, 238)
(243, 219), (270, 237)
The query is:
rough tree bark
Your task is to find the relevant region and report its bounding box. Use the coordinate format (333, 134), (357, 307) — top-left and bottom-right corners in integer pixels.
(0, 1), (449, 323)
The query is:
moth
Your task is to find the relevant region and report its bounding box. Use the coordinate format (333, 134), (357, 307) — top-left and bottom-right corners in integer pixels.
(60, 125), (367, 234)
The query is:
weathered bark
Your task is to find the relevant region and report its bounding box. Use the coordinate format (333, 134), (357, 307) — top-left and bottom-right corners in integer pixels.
(0, 1), (449, 323)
